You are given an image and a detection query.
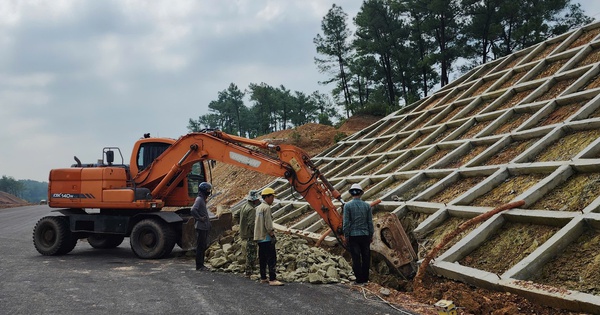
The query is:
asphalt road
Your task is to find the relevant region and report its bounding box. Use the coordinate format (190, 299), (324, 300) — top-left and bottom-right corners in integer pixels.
(0, 205), (411, 315)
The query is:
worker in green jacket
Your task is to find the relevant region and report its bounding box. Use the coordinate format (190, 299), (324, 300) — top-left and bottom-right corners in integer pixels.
(234, 189), (261, 277)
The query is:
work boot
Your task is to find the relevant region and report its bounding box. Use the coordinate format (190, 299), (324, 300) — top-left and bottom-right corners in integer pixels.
(269, 280), (284, 286)
(260, 279), (269, 284)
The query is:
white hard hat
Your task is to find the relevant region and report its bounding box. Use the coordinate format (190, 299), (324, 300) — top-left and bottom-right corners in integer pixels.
(350, 184), (363, 191)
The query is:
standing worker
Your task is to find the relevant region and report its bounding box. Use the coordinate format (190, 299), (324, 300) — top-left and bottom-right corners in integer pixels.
(343, 183), (374, 285)
(254, 187), (284, 286)
(234, 189), (261, 277)
(191, 182), (214, 271)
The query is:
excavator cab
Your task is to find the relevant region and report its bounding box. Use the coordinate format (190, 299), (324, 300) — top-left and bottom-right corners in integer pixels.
(130, 138), (208, 205)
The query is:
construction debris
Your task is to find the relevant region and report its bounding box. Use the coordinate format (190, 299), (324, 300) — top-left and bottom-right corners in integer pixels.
(206, 228), (354, 284)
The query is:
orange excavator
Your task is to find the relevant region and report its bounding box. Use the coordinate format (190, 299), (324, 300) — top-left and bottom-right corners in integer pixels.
(33, 130), (416, 277)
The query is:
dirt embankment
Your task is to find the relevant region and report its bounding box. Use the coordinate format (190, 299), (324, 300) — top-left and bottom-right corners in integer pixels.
(0, 191), (29, 209)
(208, 115), (381, 209)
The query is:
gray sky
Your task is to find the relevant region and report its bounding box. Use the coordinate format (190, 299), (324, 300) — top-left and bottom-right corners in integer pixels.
(1, 1), (599, 182)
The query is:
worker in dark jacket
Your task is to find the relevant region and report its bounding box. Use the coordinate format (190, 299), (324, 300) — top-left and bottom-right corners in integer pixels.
(191, 182), (213, 271)
(342, 183), (374, 285)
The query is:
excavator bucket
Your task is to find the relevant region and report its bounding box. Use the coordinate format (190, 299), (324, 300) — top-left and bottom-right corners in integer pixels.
(371, 213), (418, 279)
(180, 218), (196, 251)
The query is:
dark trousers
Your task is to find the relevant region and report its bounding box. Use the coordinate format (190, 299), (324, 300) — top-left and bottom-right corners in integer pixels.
(196, 229), (209, 269)
(258, 241), (277, 281)
(348, 235), (371, 283)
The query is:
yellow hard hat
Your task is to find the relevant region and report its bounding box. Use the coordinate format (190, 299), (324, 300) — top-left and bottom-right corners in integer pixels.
(261, 187), (276, 196)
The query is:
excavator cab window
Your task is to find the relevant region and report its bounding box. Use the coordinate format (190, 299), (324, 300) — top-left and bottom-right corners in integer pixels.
(136, 142), (171, 171)
(187, 162), (206, 197)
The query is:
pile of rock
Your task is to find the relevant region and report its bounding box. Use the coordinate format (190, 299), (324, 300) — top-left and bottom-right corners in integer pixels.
(206, 227), (355, 284)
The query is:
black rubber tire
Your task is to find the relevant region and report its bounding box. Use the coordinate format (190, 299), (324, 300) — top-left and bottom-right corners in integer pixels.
(33, 216), (77, 255)
(129, 219), (176, 259)
(58, 232), (78, 255)
(88, 234), (125, 249)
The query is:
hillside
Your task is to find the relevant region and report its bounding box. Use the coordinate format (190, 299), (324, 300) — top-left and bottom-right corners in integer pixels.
(207, 115), (581, 315)
(208, 115), (381, 209)
(0, 191), (29, 209)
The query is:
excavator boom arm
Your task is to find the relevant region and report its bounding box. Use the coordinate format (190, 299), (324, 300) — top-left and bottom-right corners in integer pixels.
(134, 131), (345, 239)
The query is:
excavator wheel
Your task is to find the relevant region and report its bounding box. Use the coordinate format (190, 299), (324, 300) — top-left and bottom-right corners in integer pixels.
(88, 234), (125, 249)
(130, 218), (176, 259)
(33, 216), (78, 256)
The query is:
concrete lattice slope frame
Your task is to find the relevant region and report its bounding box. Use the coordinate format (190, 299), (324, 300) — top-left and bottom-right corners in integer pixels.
(231, 21), (600, 314)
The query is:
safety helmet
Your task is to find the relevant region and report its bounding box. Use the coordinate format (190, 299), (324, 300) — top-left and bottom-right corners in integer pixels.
(247, 189), (261, 201)
(198, 182), (213, 196)
(261, 187), (276, 196)
(349, 183), (363, 196)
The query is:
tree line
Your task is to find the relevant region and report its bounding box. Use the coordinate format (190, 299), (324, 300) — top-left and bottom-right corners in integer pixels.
(190, 0), (593, 137)
(0, 175), (48, 203)
(318, 0), (593, 117)
(187, 83), (340, 137)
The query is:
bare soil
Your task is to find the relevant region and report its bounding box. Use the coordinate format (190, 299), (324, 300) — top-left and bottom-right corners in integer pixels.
(417, 216), (481, 259)
(503, 54), (525, 69)
(529, 172), (600, 211)
(438, 105), (466, 124)
(429, 176), (486, 204)
(535, 78), (577, 101)
(530, 226), (600, 295)
(577, 48), (600, 67)
(531, 41), (560, 62)
(481, 137), (540, 166)
(581, 74), (600, 91)
(398, 177), (439, 201)
(492, 112), (532, 135)
(534, 129), (600, 162)
(568, 28), (600, 50)
(534, 59), (568, 80)
(419, 148), (452, 169)
(500, 71), (527, 89)
(0, 191), (29, 209)
(433, 125), (459, 142)
(459, 221), (560, 275)
(472, 79), (496, 96)
(373, 178), (406, 200)
(458, 120), (492, 139)
(438, 144), (485, 169)
(535, 101), (585, 127)
(471, 173), (548, 207)
(497, 89), (533, 111)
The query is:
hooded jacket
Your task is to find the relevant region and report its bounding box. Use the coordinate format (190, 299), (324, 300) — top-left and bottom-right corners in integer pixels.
(191, 192), (212, 230)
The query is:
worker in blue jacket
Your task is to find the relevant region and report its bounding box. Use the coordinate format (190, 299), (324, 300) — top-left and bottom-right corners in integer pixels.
(343, 183), (374, 285)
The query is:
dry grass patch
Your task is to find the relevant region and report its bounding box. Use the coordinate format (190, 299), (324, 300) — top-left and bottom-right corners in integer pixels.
(459, 222), (559, 275)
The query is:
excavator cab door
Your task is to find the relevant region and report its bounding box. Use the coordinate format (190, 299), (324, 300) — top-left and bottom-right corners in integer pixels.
(186, 162), (207, 197)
